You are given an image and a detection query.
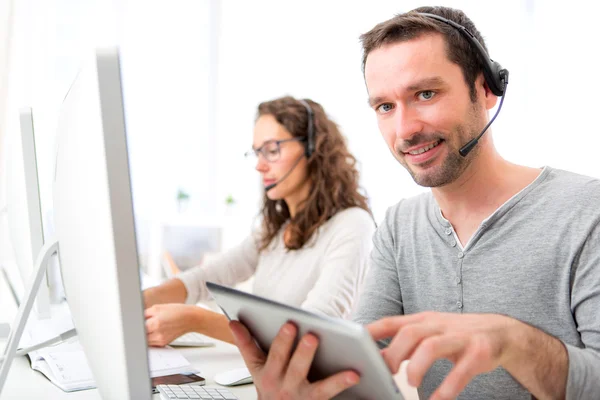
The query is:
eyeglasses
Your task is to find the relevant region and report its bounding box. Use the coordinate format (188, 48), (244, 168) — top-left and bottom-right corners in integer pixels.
(244, 137), (307, 163)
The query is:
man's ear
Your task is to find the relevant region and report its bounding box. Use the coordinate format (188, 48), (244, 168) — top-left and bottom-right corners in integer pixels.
(482, 78), (498, 110)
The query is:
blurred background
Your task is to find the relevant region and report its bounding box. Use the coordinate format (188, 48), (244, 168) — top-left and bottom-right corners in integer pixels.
(1, 0), (599, 282)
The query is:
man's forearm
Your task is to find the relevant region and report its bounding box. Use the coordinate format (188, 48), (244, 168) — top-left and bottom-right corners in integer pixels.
(503, 319), (568, 400)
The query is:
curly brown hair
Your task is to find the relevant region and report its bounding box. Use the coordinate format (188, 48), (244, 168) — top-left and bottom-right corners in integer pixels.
(257, 96), (371, 251)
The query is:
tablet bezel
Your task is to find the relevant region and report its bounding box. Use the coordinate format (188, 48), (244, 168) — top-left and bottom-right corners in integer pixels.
(207, 282), (402, 400)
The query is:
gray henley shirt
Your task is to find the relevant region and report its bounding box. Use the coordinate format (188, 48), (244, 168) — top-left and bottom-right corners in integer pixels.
(353, 167), (600, 399)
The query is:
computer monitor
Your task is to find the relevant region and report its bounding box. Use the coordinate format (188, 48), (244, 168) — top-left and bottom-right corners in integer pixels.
(52, 47), (151, 399)
(5, 107), (50, 318)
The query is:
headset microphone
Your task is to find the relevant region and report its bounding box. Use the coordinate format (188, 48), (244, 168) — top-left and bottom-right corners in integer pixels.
(459, 84), (507, 157)
(265, 99), (316, 192)
(264, 154), (305, 192)
(418, 12), (509, 157)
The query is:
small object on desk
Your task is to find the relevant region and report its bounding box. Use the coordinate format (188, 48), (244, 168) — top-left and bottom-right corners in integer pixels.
(214, 367), (253, 387)
(157, 384), (238, 399)
(152, 373), (205, 394)
(170, 332), (216, 347)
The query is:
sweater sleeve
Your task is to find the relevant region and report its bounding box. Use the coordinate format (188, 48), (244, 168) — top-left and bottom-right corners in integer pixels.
(353, 204), (404, 327)
(565, 222), (600, 399)
(176, 231), (260, 304)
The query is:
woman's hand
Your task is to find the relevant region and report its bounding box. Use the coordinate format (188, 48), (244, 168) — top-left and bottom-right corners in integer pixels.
(145, 303), (200, 347)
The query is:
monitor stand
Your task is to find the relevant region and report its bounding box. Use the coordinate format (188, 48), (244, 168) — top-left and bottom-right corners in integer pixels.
(0, 239), (58, 396)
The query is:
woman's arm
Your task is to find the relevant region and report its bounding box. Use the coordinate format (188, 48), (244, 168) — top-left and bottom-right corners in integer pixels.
(189, 308), (235, 344)
(143, 278), (187, 308)
(144, 232), (260, 309)
(176, 233), (260, 304)
(145, 303), (235, 345)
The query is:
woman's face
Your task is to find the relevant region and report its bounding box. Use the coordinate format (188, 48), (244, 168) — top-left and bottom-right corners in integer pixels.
(252, 114), (310, 201)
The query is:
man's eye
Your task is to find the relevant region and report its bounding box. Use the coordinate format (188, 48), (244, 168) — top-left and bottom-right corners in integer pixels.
(377, 103), (394, 114)
(418, 91), (435, 100)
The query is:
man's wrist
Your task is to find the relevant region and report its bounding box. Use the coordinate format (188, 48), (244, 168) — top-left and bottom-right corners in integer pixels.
(498, 315), (527, 368)
(498, 314), (568, 398)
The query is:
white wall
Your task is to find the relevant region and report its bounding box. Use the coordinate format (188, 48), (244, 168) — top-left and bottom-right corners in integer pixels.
(0, 0), (220, 271)
(2, 0), (600, 267)
(116, 0), (217, 219)
(215, 0), (600, 226)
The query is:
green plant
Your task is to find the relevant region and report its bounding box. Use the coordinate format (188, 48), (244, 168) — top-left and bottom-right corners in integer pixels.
(176, 189), (190, 213)
(177, 189), (190, 201)
(225, 194), (236, 206)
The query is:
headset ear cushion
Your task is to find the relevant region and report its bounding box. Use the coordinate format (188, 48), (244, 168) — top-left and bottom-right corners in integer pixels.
(486, 60), (505, 96)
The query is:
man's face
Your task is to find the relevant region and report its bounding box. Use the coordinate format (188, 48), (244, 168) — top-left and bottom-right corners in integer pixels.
(365, 33), (486, 188)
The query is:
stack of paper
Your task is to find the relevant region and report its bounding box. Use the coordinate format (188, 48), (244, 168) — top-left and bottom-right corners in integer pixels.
(19, 304), (197, 392)
(28, 342), (197, 392)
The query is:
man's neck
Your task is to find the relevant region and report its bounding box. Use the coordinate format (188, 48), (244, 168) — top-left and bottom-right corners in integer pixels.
(432, 147), (541, 244)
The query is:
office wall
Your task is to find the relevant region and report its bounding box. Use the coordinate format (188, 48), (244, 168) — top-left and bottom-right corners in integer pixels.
(214, 0), (600, 229)
(0, 0), (220, 271)
(2, 1), (600, 268)
(214, 0), (521, 226)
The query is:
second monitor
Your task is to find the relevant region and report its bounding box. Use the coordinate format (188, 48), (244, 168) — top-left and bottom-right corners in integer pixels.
(52, 47), (152, 399)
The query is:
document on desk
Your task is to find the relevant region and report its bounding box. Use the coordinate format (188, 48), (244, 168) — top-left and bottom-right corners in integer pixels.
(27, 343), (198, 392)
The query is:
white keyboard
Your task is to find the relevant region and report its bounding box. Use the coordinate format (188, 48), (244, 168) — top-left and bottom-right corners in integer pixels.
(170, 332), (216, 347)
(157, 385), (238, 399)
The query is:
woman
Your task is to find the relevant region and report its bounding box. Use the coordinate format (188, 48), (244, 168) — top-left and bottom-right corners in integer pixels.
(143, 96), (375, 346)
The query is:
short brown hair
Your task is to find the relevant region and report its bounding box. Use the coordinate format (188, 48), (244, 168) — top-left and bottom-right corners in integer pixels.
(360, 6), (489, 102)
(256, 96), (372, 251)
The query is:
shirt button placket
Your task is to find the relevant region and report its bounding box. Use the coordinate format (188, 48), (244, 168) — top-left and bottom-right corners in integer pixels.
(456, 250), (464, 313)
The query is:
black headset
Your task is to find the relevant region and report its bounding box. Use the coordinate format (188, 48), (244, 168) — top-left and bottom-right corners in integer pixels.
(418, 12), (508, 97)
(297, 99), (315, 158)
(418, 12), (509, 156)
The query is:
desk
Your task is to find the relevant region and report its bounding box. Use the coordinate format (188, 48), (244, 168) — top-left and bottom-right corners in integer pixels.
(2, 345), (419, 400)
(0, 271), (418, 399)
(2, 342), (419, 399)
(0, 339), (258, 399)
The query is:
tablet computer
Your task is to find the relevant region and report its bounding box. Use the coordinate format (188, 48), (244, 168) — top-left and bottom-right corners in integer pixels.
(206, 282), (402, 400)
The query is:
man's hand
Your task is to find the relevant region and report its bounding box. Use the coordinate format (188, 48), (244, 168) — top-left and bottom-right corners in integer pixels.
(230, 321), (360, 400)
(368, 312), (517, 400)
(145, 303), (198, 347)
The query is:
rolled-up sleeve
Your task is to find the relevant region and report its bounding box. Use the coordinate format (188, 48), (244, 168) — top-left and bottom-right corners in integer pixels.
(177, 232), (260, 304)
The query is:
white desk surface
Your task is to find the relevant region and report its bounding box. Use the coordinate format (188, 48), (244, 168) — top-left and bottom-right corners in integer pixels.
(0, 269), (418, 400)
(0, 339), (258, 399)
(1, 342), (418, 399)
(0, 270), (257, 399)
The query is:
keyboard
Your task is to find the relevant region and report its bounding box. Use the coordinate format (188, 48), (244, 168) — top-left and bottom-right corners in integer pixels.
(170, 332), (216, 347)
(157, 385), (238, 399)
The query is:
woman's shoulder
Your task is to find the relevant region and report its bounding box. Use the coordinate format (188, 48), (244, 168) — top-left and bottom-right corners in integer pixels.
(326, 207), (376, 232)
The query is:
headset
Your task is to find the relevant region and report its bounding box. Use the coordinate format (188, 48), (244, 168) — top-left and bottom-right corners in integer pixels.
(418, 12), (509, 156)
(298, 99), (315, 158)
(264, 99), (315, 192)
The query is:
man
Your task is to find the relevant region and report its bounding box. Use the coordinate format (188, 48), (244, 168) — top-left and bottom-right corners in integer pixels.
(230, 6), (600, 399)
